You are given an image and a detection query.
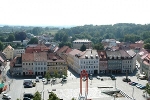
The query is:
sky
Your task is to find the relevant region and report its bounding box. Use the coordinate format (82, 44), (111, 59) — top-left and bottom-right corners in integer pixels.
(0, 0), (150, 26)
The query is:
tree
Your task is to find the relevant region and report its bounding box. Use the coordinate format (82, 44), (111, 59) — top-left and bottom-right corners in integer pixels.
(28, 37), (38, 44)
(48, 92), (59, 100)
(45, 71), (51, 83)
(80, 44), (86, 51)
(32, 27), (43, 35)
(0, 41), (4, 51)
(7, 34), (15, 42)
(143, 83), (150, 96)
(33, 91), (41, 100)
(144, 43), (150, 49)
(93, 43), (104, 50)
(15, 31), (27, 42)
(72, 98), (76, 100)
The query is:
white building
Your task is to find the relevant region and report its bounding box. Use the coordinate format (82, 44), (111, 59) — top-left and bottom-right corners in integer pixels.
(73, 39), (92, 49)
(73, 49), (99, 74)
(13, 49), (25, 58)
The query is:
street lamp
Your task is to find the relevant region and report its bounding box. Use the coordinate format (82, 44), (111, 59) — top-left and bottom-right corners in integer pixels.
(113, 93), (116, 100)
(8, 81), (10, 91)
(90, 74), (93, 85)
(42, 79), (45, 100)
(132, 87), (134, 99)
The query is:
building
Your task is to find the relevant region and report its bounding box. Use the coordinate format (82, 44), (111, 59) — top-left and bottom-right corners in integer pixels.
(141, 54), (150, 77)
(56, 46), (72, 62)
(74, 49), (99, 74)
(47, 52), (67, 76)
(102, 39), (117, 49)
(0, 52), (7, 67)
(34, 52), (47, 76)
(106, 50), (122, 74)
(3, 45), (14, 60)
(120, 50), (133, 73)
(97, 51), (108, 74)
(73, 39), (92, 49)
(13, 49), (25, 58)
(10, 56), (22, 76)
(25, 44), (49, 53)
(22, 53), (34, 76)
(67, 49), (82, 70)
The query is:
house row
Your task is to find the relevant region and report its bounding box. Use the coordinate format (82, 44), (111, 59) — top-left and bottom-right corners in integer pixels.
(67, 49), (136, 75)
(9, 43), (137, 76)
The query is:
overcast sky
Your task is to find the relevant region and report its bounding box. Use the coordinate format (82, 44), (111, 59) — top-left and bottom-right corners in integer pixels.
(0, 0), (150, 26)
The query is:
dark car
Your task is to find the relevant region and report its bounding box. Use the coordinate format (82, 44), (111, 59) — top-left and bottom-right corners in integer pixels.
(110, 75), (116, 80)
(23, 97), (31, 100)
(24, 83), (33, 88)
(131, 82), (138, 86)
(23, 93), (34, 98)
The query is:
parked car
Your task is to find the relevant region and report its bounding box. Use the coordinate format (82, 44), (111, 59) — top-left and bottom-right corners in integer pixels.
(35, 77), (39, 82)
(23, 97), (31, 100)
(131, 82), (138, 86)
(96, 76), (100, 80)
(3, 93), (11, 100)
(110, 75), (116, 80)
(136, 84), (142, 88)
(24, 83), (33, 88)
(140, 85), (146, 89)
(23, 93), (34, 98)
(128, 82), (133, 85)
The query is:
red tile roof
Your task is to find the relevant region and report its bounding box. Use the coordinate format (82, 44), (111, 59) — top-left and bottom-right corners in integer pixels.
(47, 52), (64, 62)
(25, 44), (49, 53)
(22, 53), (34, 62)
(56, 46), (72, 54)
(34, 52), (47, 61)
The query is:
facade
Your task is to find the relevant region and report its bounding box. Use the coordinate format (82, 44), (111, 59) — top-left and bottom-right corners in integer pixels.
(126, 50), (137, 73)
(102, 39), (117, 48)
(34, 52), (47, 76)
(73, 39), (92, 49)
(0, 52), (7, 67)
(106, 50), (122, 74)
(97, 50), (108, 74)
(3, 45), (14, 60)
(67, 49), (82, 70)
(74, 49), (99, 74)
(141, 54), (150, 77)
(22, 53), (34, 76)
(10, 56), (22, 76)
(120, 50), (133, 73)
(13, 49), (25, 58)
(47, 52), (67, 76)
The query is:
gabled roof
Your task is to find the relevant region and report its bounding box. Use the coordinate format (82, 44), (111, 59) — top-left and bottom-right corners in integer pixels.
(126, 50), (136, 57)
(34, 52), (47, 61)
(47, 52), (64, 62)
(22, 53), (34, 62)
(69, 49), (82, 56)
(56, 46), (72, 54)
(25, 44), (49, 53)
(119, 50), (130, 57)
(129, 43), (144, 49)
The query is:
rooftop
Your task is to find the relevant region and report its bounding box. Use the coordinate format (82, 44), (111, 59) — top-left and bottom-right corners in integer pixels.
(73, 39), (91, 42)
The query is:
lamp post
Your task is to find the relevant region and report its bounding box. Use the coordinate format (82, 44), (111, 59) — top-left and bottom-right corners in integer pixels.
(132, 87), (134, 99)
(42, 79), (45, 100)
(8, 81), (10, 91)
(113, 93), (116, 100)
(90, 74), (92, 85)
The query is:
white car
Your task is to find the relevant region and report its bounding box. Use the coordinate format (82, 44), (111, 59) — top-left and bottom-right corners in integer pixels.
(3, 93), (11, 99)
(97, 76), (100, 79)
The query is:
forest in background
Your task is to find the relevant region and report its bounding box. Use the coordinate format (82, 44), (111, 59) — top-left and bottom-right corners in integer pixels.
(1, 23), (150, 50)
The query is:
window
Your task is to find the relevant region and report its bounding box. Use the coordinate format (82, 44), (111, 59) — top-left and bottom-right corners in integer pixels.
(41, 67), (43, 70)
(29, 63), (30, 65)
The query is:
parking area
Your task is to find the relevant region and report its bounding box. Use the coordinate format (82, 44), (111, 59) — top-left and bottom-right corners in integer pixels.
(0, 69), (149, 100)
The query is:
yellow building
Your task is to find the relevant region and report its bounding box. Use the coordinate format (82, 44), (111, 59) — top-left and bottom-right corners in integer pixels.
(47, 52), (67, 76)
(3, 45), (14, 60)
(67, 49), (82, 71)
